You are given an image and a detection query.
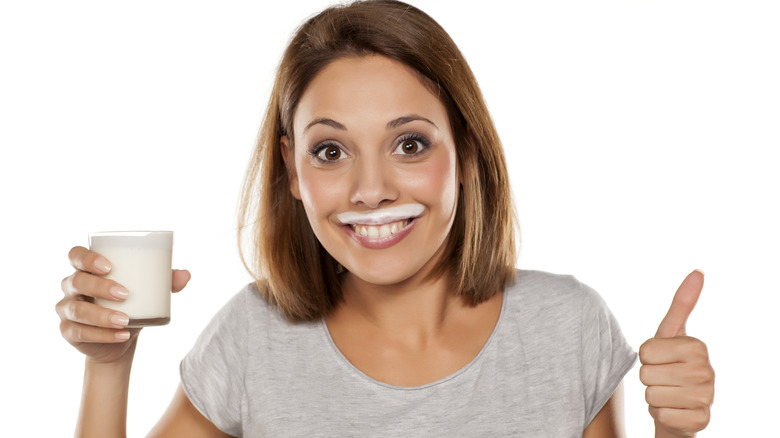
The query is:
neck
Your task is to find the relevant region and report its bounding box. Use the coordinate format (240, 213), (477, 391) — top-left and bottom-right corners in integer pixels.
(339, 270), (464, 344)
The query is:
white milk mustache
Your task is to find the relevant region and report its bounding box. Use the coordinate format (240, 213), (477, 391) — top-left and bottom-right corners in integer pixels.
(337, 203), (424, 225)
(90, 231), (173, 327)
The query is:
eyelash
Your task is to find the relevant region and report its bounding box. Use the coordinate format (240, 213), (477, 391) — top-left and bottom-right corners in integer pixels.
(394, 133), (431, 157)
(307, 132), (432, 164)
(308, 142), (345, 163)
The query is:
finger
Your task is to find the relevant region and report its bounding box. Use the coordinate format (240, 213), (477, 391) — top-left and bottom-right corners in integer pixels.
(656, 269), (704, 338)
(645, 385), (713, 410)
(68, 246), (112, 275)
(55, 299), (130, 329)
(640, 363), (690, 386)
(649, 406), (710, 435)
(639, 336), (709, 365)
(172, 269), (191, 293)
(61, 270), (129, 301)
(639, 362), (714, 387)
(60, 320), (132, 344)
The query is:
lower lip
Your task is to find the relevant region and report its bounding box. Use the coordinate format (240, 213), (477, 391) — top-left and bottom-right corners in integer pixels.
(343, 218), (417, 249)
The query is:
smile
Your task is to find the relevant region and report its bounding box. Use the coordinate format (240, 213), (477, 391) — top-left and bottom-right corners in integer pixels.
(337, 204), (424, 249)
(343, 218), (417, 249)
(351, 219), (411, 238)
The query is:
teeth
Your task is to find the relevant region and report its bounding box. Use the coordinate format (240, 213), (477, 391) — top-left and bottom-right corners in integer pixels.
(351, 219), (409, 238)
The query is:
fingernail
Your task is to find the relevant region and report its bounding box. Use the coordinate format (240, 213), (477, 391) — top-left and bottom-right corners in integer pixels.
(110, 313), (129, 327)
(96, 258), (112, 274)
(110, 286), (129, 300)
(115, 331), (130, 341)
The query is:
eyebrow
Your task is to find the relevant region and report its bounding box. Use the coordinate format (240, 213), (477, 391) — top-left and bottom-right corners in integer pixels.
(386, 114), (438, 130)
(304, 118), (346, 133)
(302, 114), (438, 133)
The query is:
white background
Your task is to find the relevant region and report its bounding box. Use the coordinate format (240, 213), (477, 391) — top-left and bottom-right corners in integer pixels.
(1, 0), (778, 435)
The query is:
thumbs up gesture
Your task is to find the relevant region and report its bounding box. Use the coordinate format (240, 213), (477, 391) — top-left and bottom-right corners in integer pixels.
(639, 270), (715, 437)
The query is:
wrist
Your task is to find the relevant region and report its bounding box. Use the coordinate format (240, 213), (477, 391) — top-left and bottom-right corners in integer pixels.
(85, 355), (134, 374)
(655, 422), (696, 438)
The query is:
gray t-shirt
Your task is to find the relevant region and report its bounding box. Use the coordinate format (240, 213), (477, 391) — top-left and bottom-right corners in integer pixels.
(181, 270), (637, 437)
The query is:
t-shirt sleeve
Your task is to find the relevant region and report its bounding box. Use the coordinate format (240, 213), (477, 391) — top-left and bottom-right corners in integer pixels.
(578, 280), (637, 428)
(180, 288), (249, 436)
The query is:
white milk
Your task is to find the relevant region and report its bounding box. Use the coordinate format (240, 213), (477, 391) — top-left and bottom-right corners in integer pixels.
(90, 231), (173, 327)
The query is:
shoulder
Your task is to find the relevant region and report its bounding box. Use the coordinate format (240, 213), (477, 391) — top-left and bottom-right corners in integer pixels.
(505, 269), (599, 307)
(194, 280), (298, 343)
(500, 269), (613, 334)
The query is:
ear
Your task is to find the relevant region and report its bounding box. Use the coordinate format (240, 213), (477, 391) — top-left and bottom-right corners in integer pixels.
(280, 136), (301, 200)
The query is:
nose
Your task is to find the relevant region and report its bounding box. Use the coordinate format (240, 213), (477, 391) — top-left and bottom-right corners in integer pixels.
(349, 156), (398, 208)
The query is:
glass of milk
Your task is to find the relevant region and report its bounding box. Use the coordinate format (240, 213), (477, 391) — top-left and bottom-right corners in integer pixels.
(90, 231), (173, 327)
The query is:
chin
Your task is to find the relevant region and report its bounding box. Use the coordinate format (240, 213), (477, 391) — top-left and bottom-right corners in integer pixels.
(341, 251), (442, 288)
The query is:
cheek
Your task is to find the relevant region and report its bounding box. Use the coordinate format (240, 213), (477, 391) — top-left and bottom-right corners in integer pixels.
(404, 154), (459, 211)
(296, 165), (343, 219)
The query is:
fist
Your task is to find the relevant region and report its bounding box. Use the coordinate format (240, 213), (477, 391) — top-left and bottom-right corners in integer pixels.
(639, 270), (715, 437)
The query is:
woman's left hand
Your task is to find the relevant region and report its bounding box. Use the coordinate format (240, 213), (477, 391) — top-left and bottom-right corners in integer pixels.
(639, 270), (715, 437)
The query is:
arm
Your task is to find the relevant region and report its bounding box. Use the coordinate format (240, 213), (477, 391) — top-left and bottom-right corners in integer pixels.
(77, 363), (230, 438)
(582, 382), (626, 438)
(76, 353), (136, 437)
(148, 385), (230, 438)
(147, 384), (232, 438)
(57, 247), (199, 437)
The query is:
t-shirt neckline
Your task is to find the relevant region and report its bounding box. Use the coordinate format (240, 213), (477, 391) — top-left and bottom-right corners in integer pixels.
(318, 290), (508, 391)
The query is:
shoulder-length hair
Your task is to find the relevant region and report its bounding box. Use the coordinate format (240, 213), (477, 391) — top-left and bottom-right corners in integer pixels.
(238, 0), (517, 322)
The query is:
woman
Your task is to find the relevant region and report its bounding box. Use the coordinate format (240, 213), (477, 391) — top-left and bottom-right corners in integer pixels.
(57, 1), (714, 436)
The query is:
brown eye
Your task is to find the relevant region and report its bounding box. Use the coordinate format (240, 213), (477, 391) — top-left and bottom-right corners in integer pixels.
(324, 146), (341, 160)
(314, 144), (345, 162)
(400, 140), (419, 154)
(394, 137), (428, 156)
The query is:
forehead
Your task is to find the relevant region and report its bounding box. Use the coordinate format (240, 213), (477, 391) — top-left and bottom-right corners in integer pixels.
(293, 55), (448, 133)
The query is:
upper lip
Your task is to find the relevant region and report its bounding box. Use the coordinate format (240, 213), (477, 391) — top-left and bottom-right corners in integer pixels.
(336, 203), (424, 225)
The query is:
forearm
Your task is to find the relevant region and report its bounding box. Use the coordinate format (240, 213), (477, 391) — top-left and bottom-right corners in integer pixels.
(75, 350), (136, 438)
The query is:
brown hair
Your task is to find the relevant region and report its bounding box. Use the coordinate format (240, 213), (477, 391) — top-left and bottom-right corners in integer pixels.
(238, 0), (517, 322)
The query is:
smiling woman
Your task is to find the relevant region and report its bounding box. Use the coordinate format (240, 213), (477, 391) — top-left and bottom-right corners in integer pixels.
(240, 1), (518, 322)
(54, 1), (714, 437)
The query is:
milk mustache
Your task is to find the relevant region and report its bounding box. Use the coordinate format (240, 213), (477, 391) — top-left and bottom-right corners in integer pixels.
(90, 231), (173, 327)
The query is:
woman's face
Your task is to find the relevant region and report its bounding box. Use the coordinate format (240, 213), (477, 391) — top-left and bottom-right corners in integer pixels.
(284, 55), (459, 286)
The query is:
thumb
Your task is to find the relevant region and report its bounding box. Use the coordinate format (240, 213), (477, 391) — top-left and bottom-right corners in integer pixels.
(655, 269), (704, 338)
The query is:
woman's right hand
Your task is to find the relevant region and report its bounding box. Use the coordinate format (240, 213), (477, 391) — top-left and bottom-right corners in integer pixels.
(56, 246), (191, 365)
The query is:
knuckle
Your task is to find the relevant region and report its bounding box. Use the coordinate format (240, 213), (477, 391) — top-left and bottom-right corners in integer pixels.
(638, 340), (652, 362)
(60, 275), (71, 294)
(70, 324), (84, 343)
(687, 337), (708, 356)
(644, 386), (654, 405)
(54, 298), (66, 317)
(653, 407), (669, 424)
(690, 365), (714, 384)
(59, 320), (69, 338)
(703, 365), (715, 383)
(639, 365), (651, 385)
(67, 246), (81, 261)
(696, 392), (712, 409)
(68, 301), (81, 322)
(693, 409), (710, 431)
(71, 271), (86, 290)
